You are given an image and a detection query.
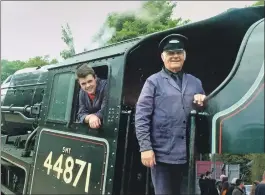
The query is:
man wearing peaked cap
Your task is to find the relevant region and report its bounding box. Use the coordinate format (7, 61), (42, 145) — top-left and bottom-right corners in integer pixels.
(135, 34), (206, 195)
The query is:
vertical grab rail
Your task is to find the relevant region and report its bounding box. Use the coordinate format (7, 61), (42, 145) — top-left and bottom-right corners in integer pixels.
(187, 110), (209, 194)
(187, 110), (197, 194)
(120, 110), (132, 195)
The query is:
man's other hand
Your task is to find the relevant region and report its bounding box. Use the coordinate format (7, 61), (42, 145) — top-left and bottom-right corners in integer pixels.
(85, 114), (101, 129)
(141, 150), (156, 168)
(193, 94), (206, 106)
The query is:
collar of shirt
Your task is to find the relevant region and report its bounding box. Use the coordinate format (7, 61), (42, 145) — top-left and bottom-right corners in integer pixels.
(163, 66), (183, 80)
(87, 78), (101, 101)
(88, 93), (96, 101)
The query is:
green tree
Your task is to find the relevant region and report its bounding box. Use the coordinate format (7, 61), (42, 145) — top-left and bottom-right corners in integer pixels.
(1, 56), (58, 82)
(60, 23), (76, 59)
(252, 0), (264, 6)
(215, 153), (253, 183)
(93, 1), (190, 46)
(50, 58), (59, 64)
(24, 55), (58, 68)
(1, 60), (25, 82)
(216, 153), (265, 183)
(251, 154), (265, 181)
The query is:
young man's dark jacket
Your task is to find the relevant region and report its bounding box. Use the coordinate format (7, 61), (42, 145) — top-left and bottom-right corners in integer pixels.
(77, 78), (107, 123)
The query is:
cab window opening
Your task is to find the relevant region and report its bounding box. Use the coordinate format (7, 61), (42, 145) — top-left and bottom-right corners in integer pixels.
(72, 65), (109, 129)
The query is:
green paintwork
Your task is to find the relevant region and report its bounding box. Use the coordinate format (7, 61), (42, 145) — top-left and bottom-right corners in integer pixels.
(52, 37), (141, 70)
(208, 17), (264, 154)
(1, 5), (264, 195)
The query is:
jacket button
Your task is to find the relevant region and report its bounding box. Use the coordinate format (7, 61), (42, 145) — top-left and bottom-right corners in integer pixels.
(183, 121), (186, 124)
(182, 136), (184, 139)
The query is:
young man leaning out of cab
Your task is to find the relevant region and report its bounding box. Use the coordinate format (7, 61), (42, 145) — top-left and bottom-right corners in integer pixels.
(76, 64), (107, 129)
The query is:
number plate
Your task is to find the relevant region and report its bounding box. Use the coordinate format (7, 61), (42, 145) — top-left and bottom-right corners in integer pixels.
(30, 129), (109, 194)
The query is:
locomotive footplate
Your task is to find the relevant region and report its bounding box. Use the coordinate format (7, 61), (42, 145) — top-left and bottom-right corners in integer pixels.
(30, 128), (109, 195)
(1, 143), (33, 169)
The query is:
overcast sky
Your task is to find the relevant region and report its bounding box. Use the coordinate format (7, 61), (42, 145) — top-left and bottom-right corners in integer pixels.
(1, 1), (254, 61)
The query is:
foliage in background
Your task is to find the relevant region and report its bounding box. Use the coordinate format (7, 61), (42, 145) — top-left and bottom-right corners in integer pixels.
(216, 153), (265, 184)
(92, 1), (190, 47)
(251, 0), (264, 6)
(60, 23), (76, 60)
(250, 154), (265, 182)
(1, 56), (58, 82)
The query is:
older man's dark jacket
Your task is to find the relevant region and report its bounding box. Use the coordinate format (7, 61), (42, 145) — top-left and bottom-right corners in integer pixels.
(77, 78), (107, 123)
(135, 69), (205, 164)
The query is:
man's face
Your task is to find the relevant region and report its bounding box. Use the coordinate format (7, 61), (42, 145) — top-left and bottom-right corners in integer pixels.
(161, 50), (185, 72)
(78, 74), (97, 94)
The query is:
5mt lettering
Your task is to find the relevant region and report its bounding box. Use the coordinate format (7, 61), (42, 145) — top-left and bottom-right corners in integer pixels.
(43, 151), (92, 193)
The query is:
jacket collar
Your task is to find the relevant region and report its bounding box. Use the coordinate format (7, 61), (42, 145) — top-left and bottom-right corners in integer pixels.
(95, 77), (101, 94)
(162, 66), (183, 80)
(160, 68), (188, 93)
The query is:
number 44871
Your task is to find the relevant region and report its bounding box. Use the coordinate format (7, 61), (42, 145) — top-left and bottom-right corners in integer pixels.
(43, 151), (92, 193)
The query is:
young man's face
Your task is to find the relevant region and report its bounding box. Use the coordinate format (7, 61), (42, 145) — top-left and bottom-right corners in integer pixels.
(78, 74), (97, 94)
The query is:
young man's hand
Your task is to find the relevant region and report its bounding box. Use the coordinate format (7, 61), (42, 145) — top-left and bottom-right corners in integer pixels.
(85, 114), (101, 129)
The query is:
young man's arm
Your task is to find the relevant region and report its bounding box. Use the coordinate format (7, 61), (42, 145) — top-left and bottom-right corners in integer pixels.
(77, 90), (90, 124)
(86, 80), (108, 129)
(94, 81), (108, 121)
